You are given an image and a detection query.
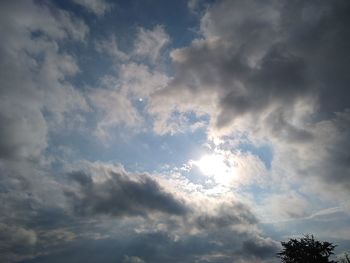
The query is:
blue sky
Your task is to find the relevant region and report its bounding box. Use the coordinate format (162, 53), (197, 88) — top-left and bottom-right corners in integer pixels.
(1, 0), (350, 262)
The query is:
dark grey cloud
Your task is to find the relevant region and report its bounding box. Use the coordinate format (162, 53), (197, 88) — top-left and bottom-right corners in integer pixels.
(194, 202), (258, 230)
(149, 0), (350, 193)
(152, 0), (350, 130)
(66, 168), (188, 217)
(155, 0), (309, 129)
(21, 212), (277, 263)
(241, 237), (280, 260)
(0, 159), (277, 263)
(278, 0), (350, 118)
(0, 223), (37, 263)
(0, 183), (76, 262)
(297, 111), (350, 190)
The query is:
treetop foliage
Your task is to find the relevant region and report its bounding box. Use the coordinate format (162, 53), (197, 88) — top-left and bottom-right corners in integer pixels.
(277, 234), (337, 263)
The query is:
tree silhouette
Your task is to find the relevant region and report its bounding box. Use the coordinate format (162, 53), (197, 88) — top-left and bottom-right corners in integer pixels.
(277, 234), (337, 263)
(339, 253), (350, 263)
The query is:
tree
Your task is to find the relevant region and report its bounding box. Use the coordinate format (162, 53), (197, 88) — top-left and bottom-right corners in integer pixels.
(277, 234), (337, 263)
(339, 253), (350, 263)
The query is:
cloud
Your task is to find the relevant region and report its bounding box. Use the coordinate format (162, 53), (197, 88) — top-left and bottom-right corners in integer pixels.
(0, 106), (47, 160)
(72, 0), (112, 16)
(260, 192), (310, 221)
(88, 61), (170, 139)
(88, 26), (171, 139)
(119, 62), (170, 99)
(0, 1), (91, 260)
(241, 236), (280, 260)
(150, 0), (304, 136)
(0, 0), (88, 160)
(95, 35), (129, 61)
(133, 25), (170, 64)
(0, 2), (89, 247)
(148, 0), (350, 195)
(2, 225), (37, 246)
(0, 156), (278, 262)
(89, 87), (142, 140)
(152, 0), (348, 135)
(66, 163), (188, 217)
(272, 110), (350, 196)
(123, 255), (146, 263)
(1, 0), (88, 41)
(192, 201), (258, 232)
(0, 223), (37, 262)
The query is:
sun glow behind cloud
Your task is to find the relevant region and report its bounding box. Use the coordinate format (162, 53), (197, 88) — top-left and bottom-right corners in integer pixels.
(194, 153), (236, 185)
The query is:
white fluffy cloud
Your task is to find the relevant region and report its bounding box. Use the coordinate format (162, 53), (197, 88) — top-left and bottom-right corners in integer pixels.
(72, 0), (112, 16)
(133, 25), (170, 64)
(0, 0), (88, 160)
(95, 35), (129, 61)
(88, 62), (170, 139)
(89, 88), (142, 140)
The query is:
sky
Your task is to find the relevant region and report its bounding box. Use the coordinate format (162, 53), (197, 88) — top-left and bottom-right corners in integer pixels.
(1, 0), (350, 262)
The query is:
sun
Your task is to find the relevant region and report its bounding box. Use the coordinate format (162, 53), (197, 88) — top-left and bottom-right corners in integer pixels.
(194, 153), (234, 184)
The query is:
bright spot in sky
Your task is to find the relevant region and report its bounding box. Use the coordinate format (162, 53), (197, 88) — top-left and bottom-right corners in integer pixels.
(194, 153), (234, 184)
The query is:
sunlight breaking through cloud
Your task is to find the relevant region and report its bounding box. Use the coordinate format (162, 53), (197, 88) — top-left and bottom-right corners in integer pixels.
(0, 0), (350, 262)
